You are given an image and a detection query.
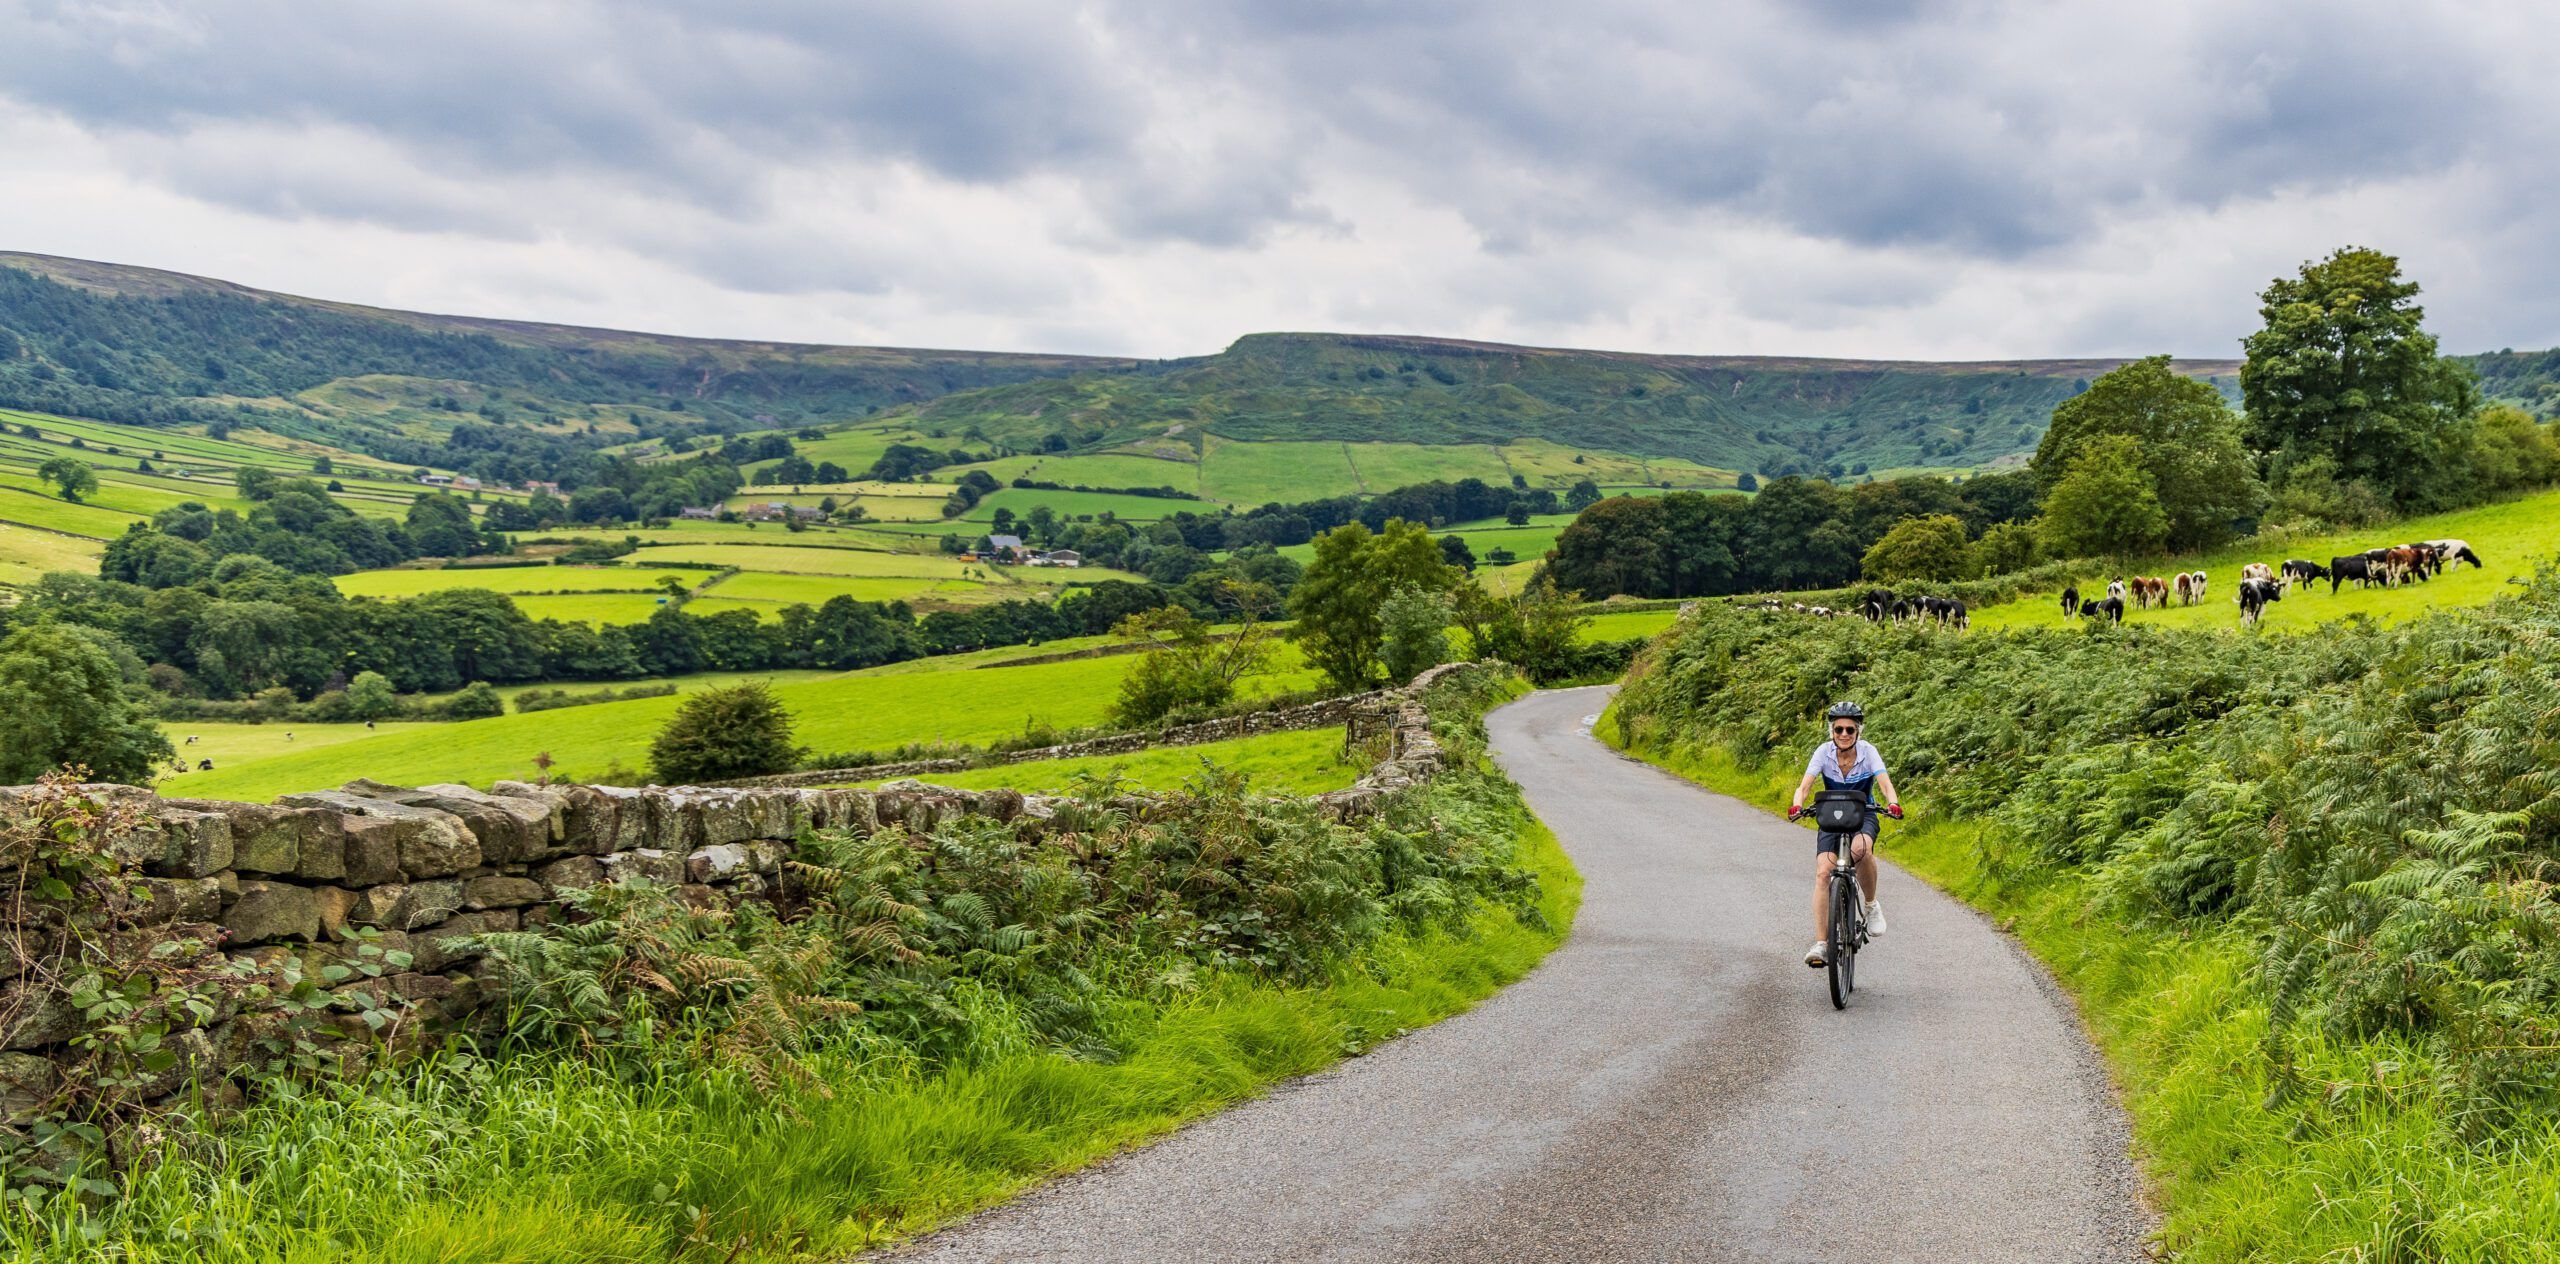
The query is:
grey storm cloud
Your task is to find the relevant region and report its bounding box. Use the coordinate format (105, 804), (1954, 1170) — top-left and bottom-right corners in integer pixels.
(0, 0), (2553, 352)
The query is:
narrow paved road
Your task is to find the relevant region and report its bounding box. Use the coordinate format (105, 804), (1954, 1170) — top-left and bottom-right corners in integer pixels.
(885, 687), (2150, 1262)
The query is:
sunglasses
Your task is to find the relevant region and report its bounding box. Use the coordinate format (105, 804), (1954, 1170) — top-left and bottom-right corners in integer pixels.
(1832, 724), (1860, 735)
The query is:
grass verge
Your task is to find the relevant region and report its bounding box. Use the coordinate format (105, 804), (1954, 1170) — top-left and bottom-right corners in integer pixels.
(1600, 724), (2560, 1263)
(21, 807), (1577, 1263)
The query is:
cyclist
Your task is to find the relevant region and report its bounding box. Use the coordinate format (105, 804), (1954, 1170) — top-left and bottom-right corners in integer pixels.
(1786, 701), (1902, 967)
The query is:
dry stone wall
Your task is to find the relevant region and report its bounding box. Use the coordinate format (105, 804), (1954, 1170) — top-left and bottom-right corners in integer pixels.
(0, 661), (1487, 1101)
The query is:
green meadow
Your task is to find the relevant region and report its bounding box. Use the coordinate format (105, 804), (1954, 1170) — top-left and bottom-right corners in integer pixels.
(853, 728), (1364, 797)
(157, 645), (1330, 802)
(333, 565), (715, 599)
(1971, 486), (2560, 633)
(946, 452), (1202, 493)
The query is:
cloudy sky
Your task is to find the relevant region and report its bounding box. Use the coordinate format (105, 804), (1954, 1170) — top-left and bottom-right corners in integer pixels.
(3, 1), (2554, 360)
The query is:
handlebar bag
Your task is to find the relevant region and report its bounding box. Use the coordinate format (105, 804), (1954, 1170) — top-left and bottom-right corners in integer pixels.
(1812, 791), (1867, 833)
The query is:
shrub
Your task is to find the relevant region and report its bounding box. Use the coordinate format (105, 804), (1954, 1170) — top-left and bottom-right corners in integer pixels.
(441, 681), (505, 720)
(649, 683), (801, 783)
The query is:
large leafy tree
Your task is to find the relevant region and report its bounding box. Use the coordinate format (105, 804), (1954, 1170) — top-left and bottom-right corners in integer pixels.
(0, 624), (174, 784)
(2036, 435), (2168, 558)
(1860, 514), (1972, 582)
(1547, 496), (1668, 599)
(1288, 520), (1454, 691)
(35, 457), (96, 503)
(2035, 355), (2262, 550)
(2240, 247), (2478, 506)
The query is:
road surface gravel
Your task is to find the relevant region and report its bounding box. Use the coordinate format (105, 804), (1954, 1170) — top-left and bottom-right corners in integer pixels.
(882, 686), (2151, 1262)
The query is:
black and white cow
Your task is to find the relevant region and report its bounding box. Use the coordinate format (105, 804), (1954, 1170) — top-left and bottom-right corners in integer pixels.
(2080, 596), (2124, 624)
(2329, 555), (2374, 593)
(2061, 584), (2080, 620)
(2425, 539), (2484, 571)
(2279, 559), (2328, 590)
(2237, 576), (2283, 626)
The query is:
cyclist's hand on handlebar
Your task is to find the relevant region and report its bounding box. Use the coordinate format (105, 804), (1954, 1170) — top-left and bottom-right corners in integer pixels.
(1786, 805), (1806, 821)
(1885, 804), (1904, 820)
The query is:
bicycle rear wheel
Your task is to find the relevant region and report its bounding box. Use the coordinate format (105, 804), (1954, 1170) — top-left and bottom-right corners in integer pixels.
(1827, 874), (1855, 1009)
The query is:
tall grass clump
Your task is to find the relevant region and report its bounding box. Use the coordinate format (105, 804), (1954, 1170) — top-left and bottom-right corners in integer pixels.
(4, 667), (1570, 1262)
(1608, 582), (2560, 1261)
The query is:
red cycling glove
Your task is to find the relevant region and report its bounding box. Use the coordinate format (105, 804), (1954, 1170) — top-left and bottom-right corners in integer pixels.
(1885, 804), (1904, 820)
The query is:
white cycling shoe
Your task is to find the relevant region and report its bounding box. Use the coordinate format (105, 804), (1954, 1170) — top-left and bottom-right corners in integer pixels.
(1865, 903), (1887, 936)
(1805, 941), (1829, 967)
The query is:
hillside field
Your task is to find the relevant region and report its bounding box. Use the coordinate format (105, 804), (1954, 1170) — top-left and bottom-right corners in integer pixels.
(850, 728), (1362, 796)
(1970, 487), (2560, 632)
(156, 646), (1332, 801)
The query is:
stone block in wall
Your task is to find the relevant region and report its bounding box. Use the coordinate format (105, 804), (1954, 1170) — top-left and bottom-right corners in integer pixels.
(685, 843), (755, 883)
(0, 1050), (60, 1118)
(224, 881), (320, 946)
(535, 855), (604, 894)
(410, 909), (518, 971)
(601, 849), (682, 886)
(136, 876), (224, 924)
(463, 876), (546, 910)
(102, 801), (235, 878)
(593, 787), (682, 852)
(1, 983), (79, 1051)
(351, 879), (465, 932)
(674, 883), (723, 910)
(276, 791), (479, 879)
(796, 788), (877, 835)
(338, 817), (404, 886)
(972, 788), (1027, 822)
(341, 780), (548, 865)
(313, 887), (360, 940)
(161, 800), (338, 877)
(492, 782), (624, 855)
(385, 972), (457, 1004)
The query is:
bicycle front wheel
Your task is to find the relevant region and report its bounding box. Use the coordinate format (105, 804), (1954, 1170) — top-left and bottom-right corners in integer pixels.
(1827, 875), (1856, 1009)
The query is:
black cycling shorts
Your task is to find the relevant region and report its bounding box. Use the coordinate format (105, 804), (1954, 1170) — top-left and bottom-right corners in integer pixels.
(1817, 812), (1881, 855)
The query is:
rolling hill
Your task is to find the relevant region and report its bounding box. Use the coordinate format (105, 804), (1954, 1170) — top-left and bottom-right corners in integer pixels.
(0, 252), (1131, 456)
(9, 251), (2547, 498)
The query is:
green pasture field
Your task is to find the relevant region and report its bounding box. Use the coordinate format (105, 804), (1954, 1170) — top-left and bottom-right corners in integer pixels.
(0, 484), (141, 537)
(739, 426), (924, 473)
(0, 408), (455, 487)
(508, 592), (678, 626)
(851, 728), (1362, 797)
(946, 452), (1203, 495)
(515, 523), (875, 550)
(1576, 609), (1681, 642)
(694, 571), (990, 609)
(333, 565), (715, 600)
(1471, 558), (1546, 595)
(395, 668), (845, 711)
(158, 645), (1329, 802)
(1198, 437), (1361, 504)
(156, 721), (442, 779)
(1495, 439), (1733, 489)
(1343, 442), (1513, 492)
(957, 487), (1198, 523)
(1971, 488), (2560, 633)
(633, 543), (980, 579)
(849, 493), (957, 522)
(0, 521), (105, 584)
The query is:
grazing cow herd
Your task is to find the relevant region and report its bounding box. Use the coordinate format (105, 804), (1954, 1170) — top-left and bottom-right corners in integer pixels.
(2061, 539), (2485, 628)
(1736, 589), (1972, 629)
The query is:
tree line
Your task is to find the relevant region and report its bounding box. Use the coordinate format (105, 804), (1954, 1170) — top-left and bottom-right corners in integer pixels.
(1552, 247), (2560, 596)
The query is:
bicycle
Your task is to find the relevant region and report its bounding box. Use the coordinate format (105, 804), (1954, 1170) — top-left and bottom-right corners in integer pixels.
(1792, 789), (1888, 1010)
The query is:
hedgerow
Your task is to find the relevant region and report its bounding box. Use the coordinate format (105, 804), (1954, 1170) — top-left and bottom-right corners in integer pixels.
(1611, 579), (2560, 1134)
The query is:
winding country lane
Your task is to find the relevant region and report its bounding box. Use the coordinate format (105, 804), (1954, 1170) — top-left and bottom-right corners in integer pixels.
(884, 686), (2152, 1262)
